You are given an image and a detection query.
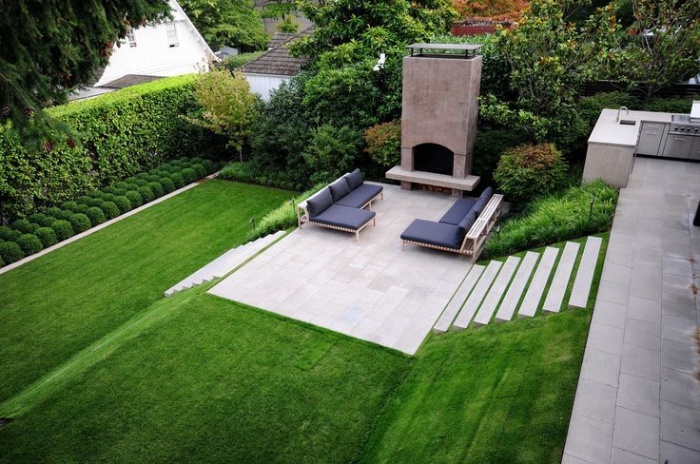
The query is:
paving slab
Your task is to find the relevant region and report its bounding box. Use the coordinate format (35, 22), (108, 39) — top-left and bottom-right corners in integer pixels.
(569, 236), (603, 308)
(452, 260), (502, 330)
(518, 246), (559, 318)
(543, 241), (580, 312)
(433, 265), (484, 333)
(472, 256), (519, 326)
(495, 251), (538, 322)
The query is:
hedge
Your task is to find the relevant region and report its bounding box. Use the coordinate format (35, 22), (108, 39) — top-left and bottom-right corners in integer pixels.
(17, 234), (43, 255)
(0, 241), (24, 264)
(50, 220), (75, 241)
(68, 213), (92, 234)
(35, 227), (58, 248)
(0, 75), (211, 221)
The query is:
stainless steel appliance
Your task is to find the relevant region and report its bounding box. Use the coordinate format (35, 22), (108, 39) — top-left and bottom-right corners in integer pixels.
(663, 111), (700, 159)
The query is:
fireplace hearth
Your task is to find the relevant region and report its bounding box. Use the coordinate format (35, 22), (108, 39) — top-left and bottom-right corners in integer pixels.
(414, 144), (454, 176)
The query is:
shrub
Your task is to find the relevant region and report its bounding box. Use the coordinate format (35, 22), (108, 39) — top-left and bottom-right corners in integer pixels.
(113, 196), (133, 214)
(201, 159), (215, 174)
(170, 172), (185, 189)
(125, 190), (143, 208)
(192, 163), (207, 179)
(642, 97), (693, 114)
(50, 220), (75, 241)
(147, 181), (164, 198)
(100, 192), (116, 202)
(159, 177), (175, 194)
(145, 174), (161, 183)
(89, 190), (103, 198)
(11, 219), (39, 234)
(114, 181), (130, 190)
(302, 124), (363, 184)
(494, 143), (569, 204)
(483, 180), (618, 259)
(247, 184), (324, 241)
(0, 241), (24, 264)
(100, 201), (121, 219)
(45, 207), (73, 220)
(0, 226), (21, 242)
(77, 195), (93, 205)
(364, 121), (401, 168)
(83, 197), (103, 207)
(28, 213), (54, 227)
(35, 227), (58, 248)
(17, 234), (43, 255)
(60, 201), (80, 212)
(86, 207), (107, 226)
(473, 128), (528, 185)
(68, 213), (92, 234)
(0, 254), (4, 268)
(137, 186), (155, 203)
(74, 203), (89, 214)
(180, 167), (197, 184)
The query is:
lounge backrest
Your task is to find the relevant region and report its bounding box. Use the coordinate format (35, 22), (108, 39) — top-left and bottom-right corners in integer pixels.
(344, 168), (364, 190)
(457, 210), (477, 234)
(306, 188), (334, 217)
(329, 177), (350, 202)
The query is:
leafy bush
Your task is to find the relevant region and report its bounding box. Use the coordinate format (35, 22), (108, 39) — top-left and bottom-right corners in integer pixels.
(35, 227), (58, 248)
(303, 124), (364, 184)
(50, 220), (75, 241)
(45, 207), (72, 220)
(100, 201), (120, 220)
(85, 207), (107, 226)
(28, 213), (54, 227)
(137, 186), (155, 203)
(77, 195), (93, 205)
(73, 203), (89, 214)
(60, 201), (80, 212)
(201, 159), (215, 174)
(0, 254), (4, 268)
(364, 121), (401, 168)
(82, 196), (103, 207)
(136, 172), (151, 181)
(472, 128), (528, 186)
(247, 184), (325, 241)
(180, 167), (197, 184)
(114, 181), (130, 190)
(147, 181), (164, 198)
(170, 172), (185, 189)
(192, 163), (207, 179)
(159, 177), (175, 194)
(11, 219), (39, 234)
(113, 196), (133, 214)
(17, 234), (43, 255)
(0, 226), (21, 242)
(100, 193), (116, 202)
(68, 213), (92, 234)
(125, 190), (143, 208)
(494, 143), (569, 204)
(0, 241), (24, 264)
(642, 97), (694, 114)
(483, 180), (618, 259)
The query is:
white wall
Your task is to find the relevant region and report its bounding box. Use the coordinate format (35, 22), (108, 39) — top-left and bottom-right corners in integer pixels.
(245, 74), (290, 101)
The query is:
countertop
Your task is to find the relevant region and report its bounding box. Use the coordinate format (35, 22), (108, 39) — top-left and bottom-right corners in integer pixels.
(588, 109), (673, 147)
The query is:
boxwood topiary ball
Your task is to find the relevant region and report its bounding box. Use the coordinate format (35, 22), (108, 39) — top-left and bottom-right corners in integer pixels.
(125, 190), (143, 208)
(137, 186), (155, 203)
(0, 240), (24, 264)
(11, 218), (38, 234)
(35, 227), (58, 248)
(147, 182), (164, 198)
(180, 167), (197, 184)
(17, 233), (43, 255)
(85, 207), (106, 226)
(0, 226), (21, 242)
(100, 201), (120, 220)
(68, 213), (92, 234)
(113, 196), (132, 214)
(170, 172), (185, 189)
(159, 177), (175, 194)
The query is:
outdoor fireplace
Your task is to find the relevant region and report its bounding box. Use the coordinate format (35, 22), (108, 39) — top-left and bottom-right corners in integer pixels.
(386, 43), (483, 196)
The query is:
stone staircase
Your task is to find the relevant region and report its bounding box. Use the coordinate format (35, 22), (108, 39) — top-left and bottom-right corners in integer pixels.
(433, 236), (603, 332)
(164, 231), (285, 297)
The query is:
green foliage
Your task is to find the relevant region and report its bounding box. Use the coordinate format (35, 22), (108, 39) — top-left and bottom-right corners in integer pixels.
(147, 182), (164, 198)
(137, 186), (155, 203)
(201, 159), (216, 174)
(180, 168), (197, 184)
(642, 97), (695, 114)
(35, 227), (58, 248)
(11, 219), (38, 234)
(113, 196), (133, 214)
(0, 226), (21, 242)
(46, 207), (72, 221)
(276, 16), (299, 34)
(577, 92), (640, 128)
(158, 178), (175, 194)
(124, 191), (143, 208)
(28, 213), (54, 227)
(16, 233), (42, 255)
(364, 121), (401, 168)
(472, 128), (528, 186)
(85, 207), (106, 227)
(248, 183), (326, 240)
(484, 181), (618, 258)
(60, 201), (79, 212)
(50, 220), (74, 241)
(0, 254), (4, 268)
(494, 143), (569, 204)
(100, 202), (120, 220)
(170, 173), (186, 189)
(220, 51), (265, 72)
(192, 163), (207, 179)
(68, 213), (91, 234)
(0, 240), (24, 264)
(303, 125), (364, 184)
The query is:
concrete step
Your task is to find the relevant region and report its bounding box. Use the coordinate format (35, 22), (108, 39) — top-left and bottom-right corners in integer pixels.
(473, 256), (520, 327)
(433, 264), (485, 333)
(164, 231), (285, 297)
(543, 241), (580, 313)
(568, 236), (603, 308)
(453, 260), (502, 330)
(495, 251), (539, 323)
(518, 246), (559, 318)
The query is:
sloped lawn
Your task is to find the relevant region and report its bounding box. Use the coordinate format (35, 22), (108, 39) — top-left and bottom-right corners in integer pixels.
(0, 180), (291, 402)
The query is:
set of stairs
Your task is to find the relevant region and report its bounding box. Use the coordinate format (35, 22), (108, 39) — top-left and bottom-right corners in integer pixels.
(433, 236), (603, 332)
(164, 231), (285, 297)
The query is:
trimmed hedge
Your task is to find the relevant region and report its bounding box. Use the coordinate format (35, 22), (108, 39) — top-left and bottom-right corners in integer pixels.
(113, 196), (133, 214)
(68, 213), (92, 234)
(0, 241), (24, 264)
(17, 234), (43, 255)
(170, 173), (186, 189)
(50, 220), (75, 241)
(35, 227), (58, 248)
(147, 182), (164, 198)
(101, 201), (120, 220)
(125, 190), (143, 208)
(0, 226), (21, 242)
(85, 207), (107, 226)
(181, 167), (197, 184)
(11, 219), (38, 234)
(159, 177), (175, 194)
(28, 213), (54, 227)
(137, 186), (155, 203)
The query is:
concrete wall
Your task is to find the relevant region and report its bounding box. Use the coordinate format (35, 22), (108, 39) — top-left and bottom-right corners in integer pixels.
(582, 143), (635, 188)
(400, 55), (482, 179)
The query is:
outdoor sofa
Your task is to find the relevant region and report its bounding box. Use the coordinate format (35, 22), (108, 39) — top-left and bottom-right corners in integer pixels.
(400, 186), (503, 258)
(297, 169), (384, 240)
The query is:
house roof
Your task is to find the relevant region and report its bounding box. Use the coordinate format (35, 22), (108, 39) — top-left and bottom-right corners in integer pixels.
(242, 29), (310, 77)
(101, 74), (163, 89)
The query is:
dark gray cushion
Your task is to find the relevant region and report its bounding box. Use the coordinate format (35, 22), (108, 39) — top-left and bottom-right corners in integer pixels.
(307, 188), (333, 217)
(400, 219), (464, 249)
(439, 198), (478, 225)
(457, 210), (477, 234)
(311, 204), (375, 230)
(328, 177), (350, 202)
(472, 197), (487, 216)
(479, 186), (493, 202)
(335, 183), (383, 209)
(344, 168), (364, 190)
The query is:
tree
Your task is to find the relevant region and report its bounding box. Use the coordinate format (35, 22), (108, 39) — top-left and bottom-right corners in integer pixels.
(186, 69), (259, 160)
(179, 0), (268, 51)
(0, 0), (171, 127)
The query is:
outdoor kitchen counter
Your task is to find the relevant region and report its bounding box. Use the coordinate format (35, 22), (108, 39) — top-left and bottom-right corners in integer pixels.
(587, 109), (673, 147)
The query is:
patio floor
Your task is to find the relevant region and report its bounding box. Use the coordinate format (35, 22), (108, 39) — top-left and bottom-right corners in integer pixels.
(209, 183), (475, 355)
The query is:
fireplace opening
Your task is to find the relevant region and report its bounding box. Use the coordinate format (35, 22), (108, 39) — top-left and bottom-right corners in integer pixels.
(413, 143), (454, 176)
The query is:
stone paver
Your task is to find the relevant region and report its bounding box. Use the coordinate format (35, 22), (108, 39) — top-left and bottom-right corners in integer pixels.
(543, 241), (580, 312)
(433, 264), (484, 333)
(452, 259), (501, 330)
(495, 251), (538, 322)
(518, 246), (559, 318)
(569, 236), (603, 308)
(564, 157), (700, 464)
(473, 256), (519, 326)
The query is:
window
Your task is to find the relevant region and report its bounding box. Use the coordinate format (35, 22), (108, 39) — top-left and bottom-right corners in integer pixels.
(126, 28), (137, 48)
(166, 23), (179, 48)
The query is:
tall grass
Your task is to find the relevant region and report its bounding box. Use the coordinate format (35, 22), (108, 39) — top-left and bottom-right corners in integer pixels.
(247, 183), (325, 240)
(484, 180), (617, 259)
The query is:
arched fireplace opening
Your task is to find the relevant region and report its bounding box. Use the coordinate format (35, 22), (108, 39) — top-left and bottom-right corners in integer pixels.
(413, 143), (454, 176)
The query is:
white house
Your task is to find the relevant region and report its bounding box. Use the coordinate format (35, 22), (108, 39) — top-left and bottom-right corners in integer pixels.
(94, 0), (217, 88)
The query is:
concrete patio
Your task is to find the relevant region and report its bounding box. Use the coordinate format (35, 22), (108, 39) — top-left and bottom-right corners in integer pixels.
(563, 156), (700, 464)
(209, 183), (475, 355)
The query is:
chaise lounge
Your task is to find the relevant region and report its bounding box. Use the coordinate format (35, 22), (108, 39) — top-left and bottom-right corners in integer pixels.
(297, 169), (384, 241)
(400, 186), (503, 258)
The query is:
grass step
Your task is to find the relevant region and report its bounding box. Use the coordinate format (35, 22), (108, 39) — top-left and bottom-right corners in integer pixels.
(433, 265), (484, 333)
(472, 256), (520, 327)
(542, 241), (580, 313)
(495, 251), (539, 323)
(518, 246), (559, 318)
(568, 236), (603, 308)
(453, 260), (502, 330)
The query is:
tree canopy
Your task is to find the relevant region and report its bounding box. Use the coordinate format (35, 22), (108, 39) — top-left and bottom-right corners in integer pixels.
(0, 0), (171, 127)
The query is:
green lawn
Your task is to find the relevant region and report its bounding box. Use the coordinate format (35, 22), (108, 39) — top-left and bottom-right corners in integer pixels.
(0, 180), (292, 402)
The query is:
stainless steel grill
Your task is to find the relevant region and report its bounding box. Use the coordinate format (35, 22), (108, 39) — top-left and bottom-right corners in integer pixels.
(669, 114), (700, 136)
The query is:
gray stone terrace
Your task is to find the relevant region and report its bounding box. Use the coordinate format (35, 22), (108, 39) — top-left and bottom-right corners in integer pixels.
(563, 156), (700, 464)
(209, 183), (475, 355)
